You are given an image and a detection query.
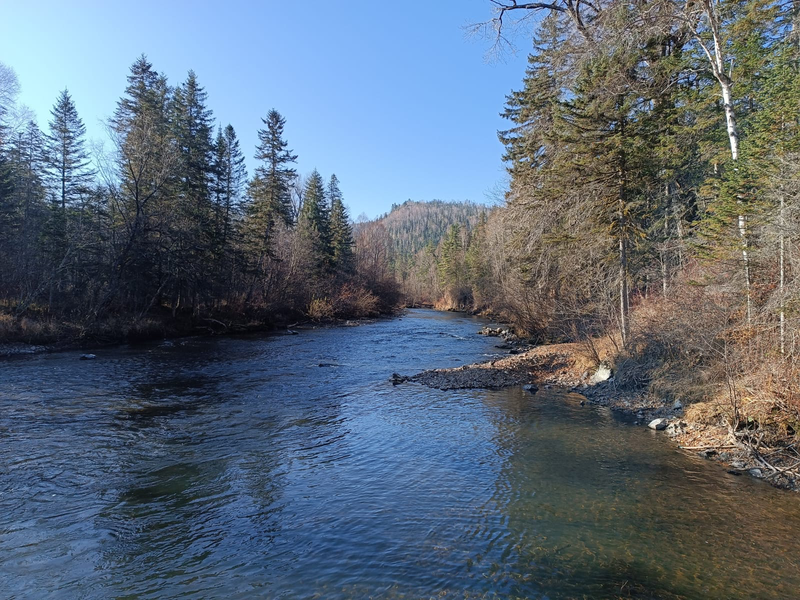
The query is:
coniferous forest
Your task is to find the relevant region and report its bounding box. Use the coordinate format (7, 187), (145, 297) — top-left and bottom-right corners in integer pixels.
(0, 56), (400, 343)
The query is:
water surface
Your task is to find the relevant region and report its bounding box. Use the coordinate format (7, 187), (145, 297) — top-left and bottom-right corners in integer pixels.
(1, 309), (799, 599)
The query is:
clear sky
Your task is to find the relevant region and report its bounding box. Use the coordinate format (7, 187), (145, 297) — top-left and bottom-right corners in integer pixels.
(0, 1), (531, 219)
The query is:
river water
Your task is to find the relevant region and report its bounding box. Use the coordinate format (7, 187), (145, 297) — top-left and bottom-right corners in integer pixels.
(1, 309), (799, 599)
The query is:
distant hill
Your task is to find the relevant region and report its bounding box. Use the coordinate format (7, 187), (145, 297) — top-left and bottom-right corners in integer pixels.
(373, 200), (488, 258)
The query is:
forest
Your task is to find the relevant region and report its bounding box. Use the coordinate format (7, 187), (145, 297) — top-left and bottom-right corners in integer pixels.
(0, 57), (400, 344)
(3, 0), (800, 442)
(396, 0), (800, 440)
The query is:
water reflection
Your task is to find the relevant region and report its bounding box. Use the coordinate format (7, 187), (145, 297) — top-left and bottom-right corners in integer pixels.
(1, 310), (800, 599)
(480, 388), (800, 599)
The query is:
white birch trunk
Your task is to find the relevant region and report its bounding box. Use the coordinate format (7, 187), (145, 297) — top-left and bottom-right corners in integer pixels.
(696, 0), (751, 324)
(780, 191), (785, 355)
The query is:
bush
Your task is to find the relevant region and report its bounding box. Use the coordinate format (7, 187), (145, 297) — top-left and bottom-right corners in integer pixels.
(306, 297), (335, 321)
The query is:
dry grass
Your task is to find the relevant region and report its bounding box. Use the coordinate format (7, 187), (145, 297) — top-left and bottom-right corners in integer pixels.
(0, 311), (74, 344)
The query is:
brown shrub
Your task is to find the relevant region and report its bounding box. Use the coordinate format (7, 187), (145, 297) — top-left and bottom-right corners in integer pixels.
(306, 297), (335, 321)
(332, 284), (380, 318)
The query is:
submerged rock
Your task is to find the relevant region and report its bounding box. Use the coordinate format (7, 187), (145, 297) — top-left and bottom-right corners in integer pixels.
(391, 373), (409, 385)
(648, 418), (668, 431)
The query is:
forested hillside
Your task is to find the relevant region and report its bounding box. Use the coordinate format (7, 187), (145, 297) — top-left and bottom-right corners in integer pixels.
(377, 200), (487, 258)
(361, 200), (488, 308)
(356, 200), (488, 308)
(0, 57), (399, 344)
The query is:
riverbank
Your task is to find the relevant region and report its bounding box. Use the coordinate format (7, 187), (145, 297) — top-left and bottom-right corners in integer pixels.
(408, 337), (800, 492)
(0, 305), (397, 358)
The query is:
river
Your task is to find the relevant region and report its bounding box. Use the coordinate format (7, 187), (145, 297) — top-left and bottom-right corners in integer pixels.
(1, 309), (799, 599)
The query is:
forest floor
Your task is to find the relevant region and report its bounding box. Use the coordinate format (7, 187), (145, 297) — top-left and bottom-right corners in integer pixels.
(409, 338), (800, 492)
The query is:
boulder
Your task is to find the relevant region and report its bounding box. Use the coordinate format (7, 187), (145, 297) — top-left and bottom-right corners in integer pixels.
(79, 354), (97, 360)
(672, 400), (683, 410)
(648, 418), (668, 431)
(522, 384), (538, 393)
(590, 363), (613, 384)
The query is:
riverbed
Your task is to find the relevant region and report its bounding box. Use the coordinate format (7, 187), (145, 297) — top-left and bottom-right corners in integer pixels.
(1, 309), (799, 599)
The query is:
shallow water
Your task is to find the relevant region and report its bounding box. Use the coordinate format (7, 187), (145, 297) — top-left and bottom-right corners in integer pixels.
(1, 309), (799, 599)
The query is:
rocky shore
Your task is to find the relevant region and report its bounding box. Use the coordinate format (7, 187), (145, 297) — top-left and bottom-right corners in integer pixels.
(402, 337), (799, 492)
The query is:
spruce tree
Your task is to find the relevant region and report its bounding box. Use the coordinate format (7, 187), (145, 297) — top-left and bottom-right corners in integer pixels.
(438, 224), (464, 290)
(249, 109), (296, 226)
(104, 55), (176, 316)
(171, 70), (216, 310)
(45, 89), (94, 213)
(3, 121), (48, 304)
(212, 124), (247, 252)
(327, 174), (354, 275)
(297, 169), (331, 274)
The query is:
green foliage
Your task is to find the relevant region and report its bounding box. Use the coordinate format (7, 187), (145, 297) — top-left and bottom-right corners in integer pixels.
(297, 169), (331, 275)
(328, 174), (354, 275)
(0, 55), (398, 329)
(379, 199), (487, 259)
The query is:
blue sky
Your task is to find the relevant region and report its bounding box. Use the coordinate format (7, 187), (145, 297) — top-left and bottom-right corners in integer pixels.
(0, 1), (531, 219)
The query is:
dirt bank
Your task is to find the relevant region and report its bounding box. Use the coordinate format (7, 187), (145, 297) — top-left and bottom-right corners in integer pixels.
(407, 341), (799, 492)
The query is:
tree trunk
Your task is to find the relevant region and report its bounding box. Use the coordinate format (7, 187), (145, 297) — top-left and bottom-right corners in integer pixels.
(780, 190), (785, 355)
(696, 0), (751, 324)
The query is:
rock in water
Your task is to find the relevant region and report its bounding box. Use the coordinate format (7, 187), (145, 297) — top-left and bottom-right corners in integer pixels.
(648, 418), (668, 431)
(79, 354), (96, 360)
(522, 384), (538, 393)
(391, 373), (409, 385)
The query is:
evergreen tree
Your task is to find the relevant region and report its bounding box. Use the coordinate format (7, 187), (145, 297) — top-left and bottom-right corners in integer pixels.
(45, 89), (94, 213)
(438, 223), (464, 290)
(104, 55), (176, 316)
(212, 124), (247, 252)
(2, 121), (48, 304)
(170, 70), (216, 310)
(297, 169), (330, 274)
(248, 109), (296, 225)
(327, 174), (354, 274)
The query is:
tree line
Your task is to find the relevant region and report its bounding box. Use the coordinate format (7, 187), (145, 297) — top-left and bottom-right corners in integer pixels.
(0, 56), (399, 341)
(396, 0), (800, 424)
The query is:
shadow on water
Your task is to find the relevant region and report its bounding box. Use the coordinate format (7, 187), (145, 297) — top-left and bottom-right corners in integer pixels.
(2, 310), (800, 599)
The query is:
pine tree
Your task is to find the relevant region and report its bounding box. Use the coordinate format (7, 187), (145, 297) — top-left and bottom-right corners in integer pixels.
(212, 124), (247, 252)
(297, 169), (331, 274)
(103, 55), (176, 316)
(45, 89), (94, 213)
(2, 121), (48, 305)
(249, 109), (296, 224)
(170, 70), (216, 311)
(438, 223), (464, 290)
(327, 174), (354, 274)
